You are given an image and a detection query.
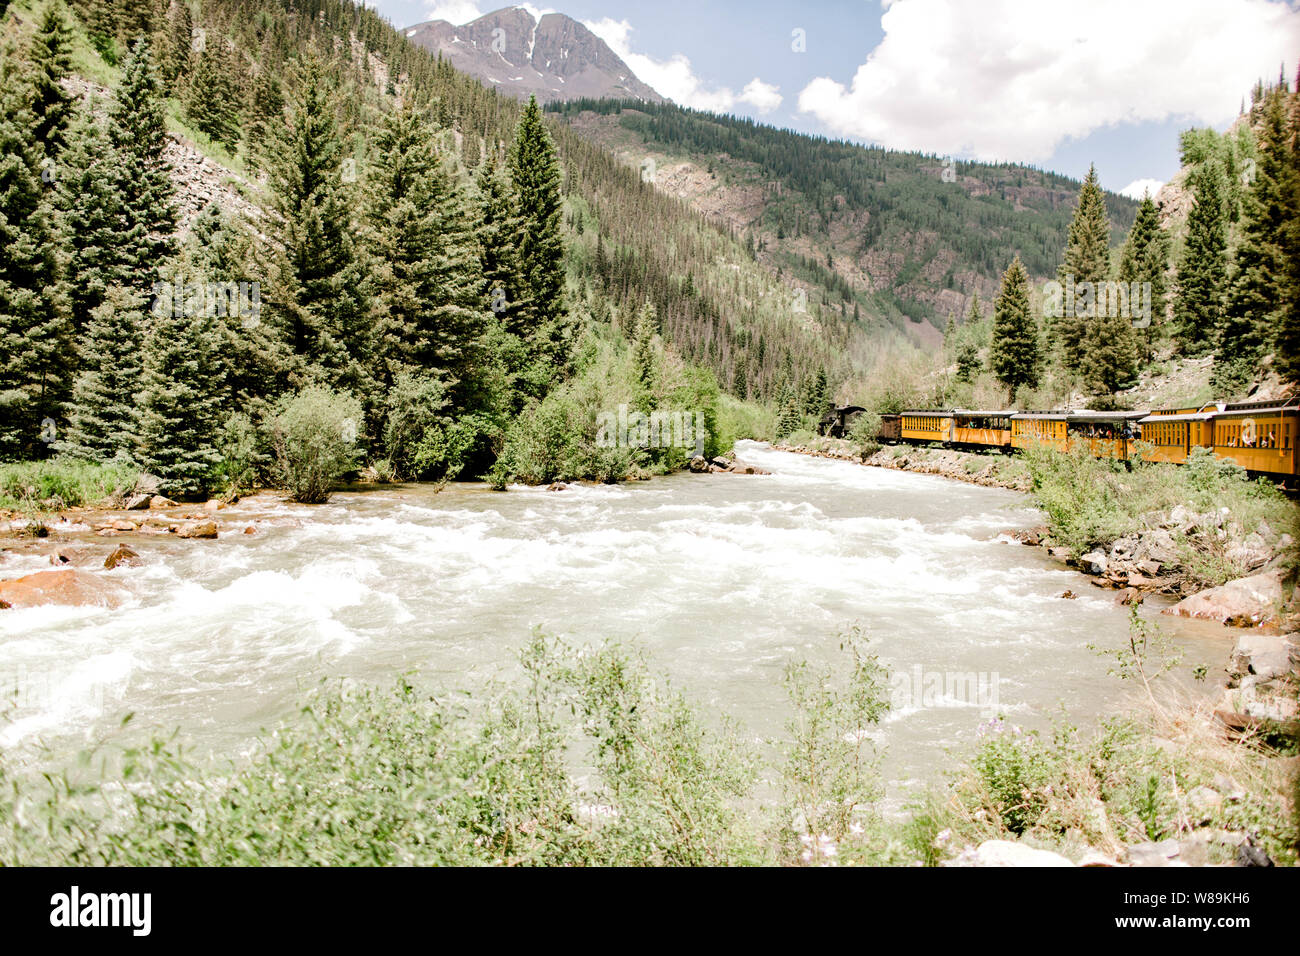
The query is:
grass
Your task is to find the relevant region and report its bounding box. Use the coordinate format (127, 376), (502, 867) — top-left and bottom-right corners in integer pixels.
(0, 457), (140, 511)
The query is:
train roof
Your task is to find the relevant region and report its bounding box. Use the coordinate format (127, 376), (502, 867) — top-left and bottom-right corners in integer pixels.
(1138, 411), (1216, 423)
(1213, 405), (1298, 417)
(1011, 410), (1146, 422)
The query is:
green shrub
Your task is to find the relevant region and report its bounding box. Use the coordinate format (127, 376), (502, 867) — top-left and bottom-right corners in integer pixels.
(0, 457), (139, 510)
(270, 386), (364, 504)
(213, 412), (264, 497)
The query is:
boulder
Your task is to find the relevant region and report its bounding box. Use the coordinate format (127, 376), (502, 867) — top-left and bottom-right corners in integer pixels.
(688, 455), (708, 473)
(1229, 633), (1295, 680)
(177, 520), (218, 540)
(124, 493), (153, 510)
(148, 496), (178, 510)
(1079, 550), (1108, 575)
(1059, 590), (1077, 599)
(966, 840), (1074, 867)
(103, 545), (141, 570)
(1225, 534), (1271, 574)
(202, 499), (224, 513)
(0, 569), (129, 609)
(545, 482), (568, 492)
(1115, 588), (1143, 607)
(243, 525), (257, 535)
(1134, 529), (1179, 567)
(1164, 569), (1284, 627)
(1126, 839), (1182, 866)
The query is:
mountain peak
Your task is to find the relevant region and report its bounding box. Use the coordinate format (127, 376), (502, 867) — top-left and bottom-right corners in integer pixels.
(405, 8), (663, 105)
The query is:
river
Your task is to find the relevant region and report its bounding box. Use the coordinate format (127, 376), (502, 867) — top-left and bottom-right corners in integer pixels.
(0, 440), (1228, 796)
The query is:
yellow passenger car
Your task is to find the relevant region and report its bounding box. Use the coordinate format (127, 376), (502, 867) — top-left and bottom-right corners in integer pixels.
(1212, 402), (1298, 477)
(1137, 409), (1216, 464)
(900, 411), (953, 443)
(950, 410), (1012, 448)
(1010, 413), (1068, 451)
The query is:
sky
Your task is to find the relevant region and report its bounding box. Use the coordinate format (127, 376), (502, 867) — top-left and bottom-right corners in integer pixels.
(368, 0), (1300, 197)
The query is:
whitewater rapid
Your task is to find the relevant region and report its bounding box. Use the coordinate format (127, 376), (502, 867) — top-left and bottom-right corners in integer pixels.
(0, 440), (1226, 786)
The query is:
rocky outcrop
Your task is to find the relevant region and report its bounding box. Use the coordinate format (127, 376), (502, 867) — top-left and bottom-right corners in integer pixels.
(1163, 569), (1285, 627)
(947, 840), (1074, 867)
(406, 10), (664, 105)
(0, 569), (129, 609)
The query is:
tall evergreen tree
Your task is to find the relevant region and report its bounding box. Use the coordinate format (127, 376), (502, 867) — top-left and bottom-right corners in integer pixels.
(136, 280), (225, 499)
(1173, 160), (1229, 355)
(0, 71), (71, 459)
(1056, 164), (1112, 367)
(107, 38), (178, 291)
(267, 57), (369, 394)
(1216, 86), (1291, 394)
(1280, 76), (1300, 383)
(56, 112), (123, 332)
(64, 286), (144, 458)
(477, 150), (530, 337)
(27, 1), (75, 159)
(368, 102), (488, 408)
(991, 256), (1039, 393)
(508, 96), (568, 368)
(1117, 193), (1169, 362)
(186, 33), (240, 149)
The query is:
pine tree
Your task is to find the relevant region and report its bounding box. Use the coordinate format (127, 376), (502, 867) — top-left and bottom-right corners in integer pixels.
(186, 34), (240, 149)
(136, 280), (225, 499)
(477, 150), (530, 336)
(267, 58), (369, 394)
(1280, 77), (1300, 383)
(1216, 86), (1290, 394)
(107, 38), (178, 291)
(160, 0), (193, 90)
(803, 367), (829, 416)
(1080, 308), (1137, 395)
(632, 300), (658, 413)
(1173, 160), (1229, 356)
(27, 1), (74, 159)
(368, 102), (487, 408)
(991, 256), (1039, 393)
(1056, 164), (1112, 367)
(1117, 193), (1169, 362)
(0, 70), (71, 459)
(774, 382), (801, 439)
(56, 112), (124, 332)
(508, 96), (568, 367)
(65, 286), (144, 458)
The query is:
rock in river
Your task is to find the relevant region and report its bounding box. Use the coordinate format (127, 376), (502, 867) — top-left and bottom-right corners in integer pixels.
(177, 520), (218, 539)
(1163, 569), (1283, 627)
(0, 569), (129, 609)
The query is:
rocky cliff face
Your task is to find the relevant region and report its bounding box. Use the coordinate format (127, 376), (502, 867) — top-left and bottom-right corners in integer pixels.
(404, 7), (663, 105)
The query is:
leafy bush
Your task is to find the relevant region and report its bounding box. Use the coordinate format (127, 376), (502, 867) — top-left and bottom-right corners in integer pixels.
(382, 372), (489, 481)
(847, 410), (883, 456)
(213, 412), (265, 497)
(270, 386), (364, 504)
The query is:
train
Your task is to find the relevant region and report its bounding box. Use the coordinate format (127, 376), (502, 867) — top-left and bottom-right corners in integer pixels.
(818, 400), (1299, 480)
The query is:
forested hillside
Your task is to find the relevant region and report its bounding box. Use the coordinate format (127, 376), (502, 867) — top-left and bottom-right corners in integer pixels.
(550, 98), (1140, 336)
(0, 0), (880, 497)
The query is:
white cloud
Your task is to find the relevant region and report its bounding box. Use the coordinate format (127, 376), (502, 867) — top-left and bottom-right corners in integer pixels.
(796, 0), (1300, 162)
(1119, 178), (1165, 200)
(740, 78), (783, 114)
(584, 17), (781, 113)
(424, 1), (483, 24)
